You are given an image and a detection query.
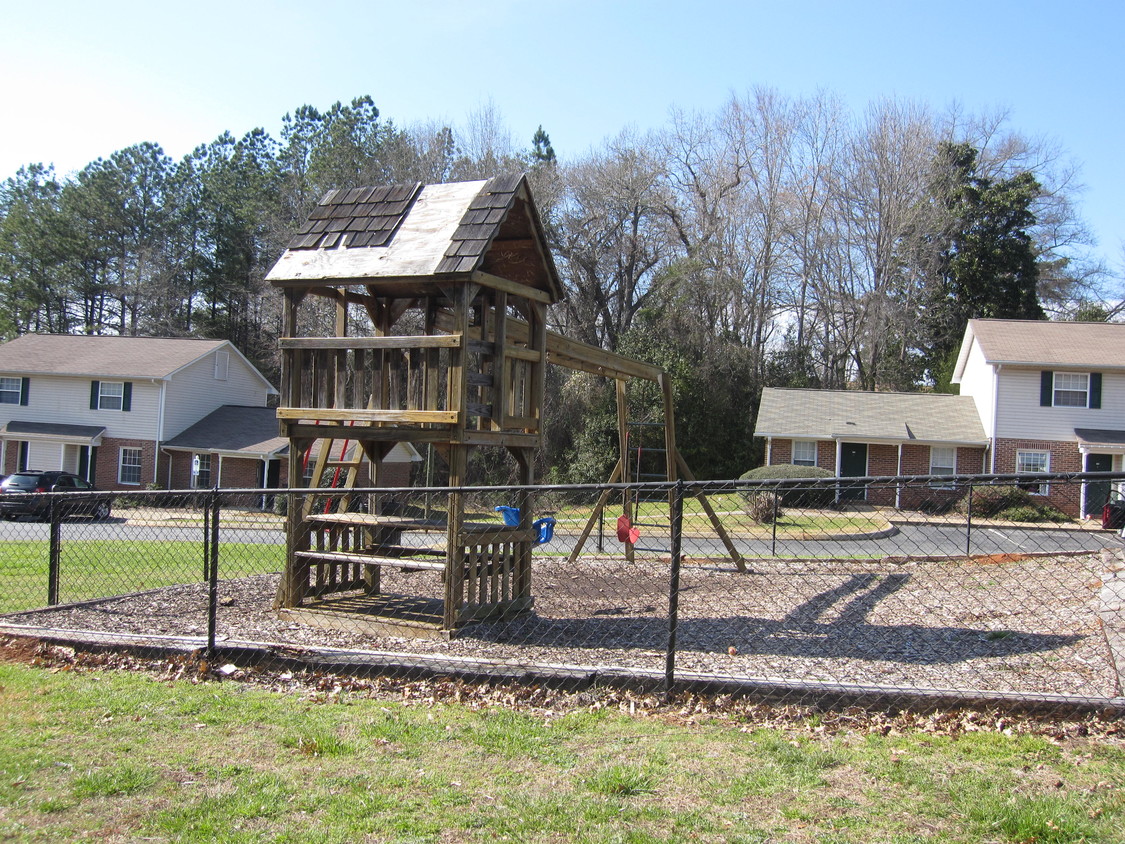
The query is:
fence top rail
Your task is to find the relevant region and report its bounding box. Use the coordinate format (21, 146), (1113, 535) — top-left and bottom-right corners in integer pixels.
(51, 468), (1125, 504)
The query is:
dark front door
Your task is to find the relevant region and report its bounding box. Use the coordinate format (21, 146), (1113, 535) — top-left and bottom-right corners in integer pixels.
(1084, 453), (1113, 518)
(839, 443), (868, 501)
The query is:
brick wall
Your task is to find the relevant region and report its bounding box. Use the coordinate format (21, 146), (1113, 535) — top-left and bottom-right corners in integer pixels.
(767, 439), (790, 465)
(96, 438), (158, 490)
(763, 439), (990, 511)
(817, 441), (835, 472)
(992, 438), (1083, 517)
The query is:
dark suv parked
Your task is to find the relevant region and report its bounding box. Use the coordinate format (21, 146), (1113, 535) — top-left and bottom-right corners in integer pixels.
(0, 471), (113, 521)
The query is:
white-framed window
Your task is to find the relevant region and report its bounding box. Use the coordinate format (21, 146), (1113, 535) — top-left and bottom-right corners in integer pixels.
(1053, 372), (1089, 408)
(929, 446), (956, 487)
(99, 381), (125, 411)
(792, 440), (817, 467)
(0, 376), (21, 404)
(192, 453), (212, 489)
(213, 351), (229, 381)
(119, 447), (143, 485)
(1016, 449), (1050, 495)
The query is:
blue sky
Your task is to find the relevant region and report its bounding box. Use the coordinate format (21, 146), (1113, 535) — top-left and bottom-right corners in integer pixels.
(2, 0), (1121, 268)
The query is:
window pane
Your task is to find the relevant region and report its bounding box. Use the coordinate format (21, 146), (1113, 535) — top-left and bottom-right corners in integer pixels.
(1053, 373), (1088, 407)
(0, 377), (20, 404)
(119, 448), (142, 485)
(100, 382), (124, 411)
(194, 454), (211, 489)
(792, 441), (817, 466)
(1016, 450), (1049, 495)
(930, 447), (955, 474)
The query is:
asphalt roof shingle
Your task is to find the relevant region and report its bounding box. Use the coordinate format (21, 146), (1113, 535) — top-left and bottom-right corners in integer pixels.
(967, 319), (1125, 368)
(0, 335), (230, 379)
(163, 406), (286, 455)
(288, 182), (424, 251)
(755, 388), (988, 445)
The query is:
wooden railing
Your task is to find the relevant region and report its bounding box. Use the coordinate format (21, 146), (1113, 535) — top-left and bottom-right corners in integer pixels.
(278, 335), (542, 433)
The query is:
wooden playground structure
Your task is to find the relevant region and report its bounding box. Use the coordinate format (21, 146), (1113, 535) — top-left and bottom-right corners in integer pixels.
(266, 175), (742, 639)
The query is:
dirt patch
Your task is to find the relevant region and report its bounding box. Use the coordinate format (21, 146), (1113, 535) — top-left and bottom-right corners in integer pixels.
(3, 553), (1118, 702)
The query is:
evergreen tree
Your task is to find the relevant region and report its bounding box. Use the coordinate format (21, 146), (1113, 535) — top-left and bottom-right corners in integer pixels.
(531, 126), (556, 165)
(922, 142), (1043, 388)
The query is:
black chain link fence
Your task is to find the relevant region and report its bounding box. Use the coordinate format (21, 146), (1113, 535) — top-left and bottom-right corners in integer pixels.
(2, 473), (1123, 716)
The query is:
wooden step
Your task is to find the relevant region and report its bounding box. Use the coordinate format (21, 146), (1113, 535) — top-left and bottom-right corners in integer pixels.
(295, 550), (446, 571)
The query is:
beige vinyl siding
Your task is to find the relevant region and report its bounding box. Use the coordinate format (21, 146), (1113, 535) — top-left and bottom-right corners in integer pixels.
(27, 440), (64, 470)
(994, 367), (1125, 440)
(1, 374), (161, 440)
(162, 349), (272, 439)
(957, 340), (996, 437)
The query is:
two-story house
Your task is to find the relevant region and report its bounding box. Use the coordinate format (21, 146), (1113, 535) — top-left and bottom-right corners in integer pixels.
(0, 334), (277, 491)
(951, 318), (1125, 518)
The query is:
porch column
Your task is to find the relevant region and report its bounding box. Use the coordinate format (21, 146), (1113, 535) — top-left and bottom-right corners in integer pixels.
(834, 439), (842, 504)
(895, 443), (903, 509)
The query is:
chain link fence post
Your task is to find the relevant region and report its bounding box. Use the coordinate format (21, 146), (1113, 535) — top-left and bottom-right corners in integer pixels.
(48, 495), (61, 606)
(664, 479), (684, 703)
(206, 487), (221, 656)
(771, 488), (779, 557)
(965, 482), (974, 556)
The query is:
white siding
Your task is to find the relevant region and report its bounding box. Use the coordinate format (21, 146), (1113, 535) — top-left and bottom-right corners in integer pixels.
(994, 367), (1125, 440)
(957, 340), (996, 437)
(162, 348), (272, 439)
(0, 374), (162, 440)
(27, 440), (65, 470)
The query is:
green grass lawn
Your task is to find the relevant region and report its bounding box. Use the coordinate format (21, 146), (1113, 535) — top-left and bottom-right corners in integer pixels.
(0, 541), (282, 614)
(0, 658), (1122, 842)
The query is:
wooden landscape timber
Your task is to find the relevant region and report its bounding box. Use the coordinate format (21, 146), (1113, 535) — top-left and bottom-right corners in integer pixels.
(266, 174), (742, 639)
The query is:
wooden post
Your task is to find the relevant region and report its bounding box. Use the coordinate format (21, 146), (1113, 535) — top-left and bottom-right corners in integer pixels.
(492, 290), (508, 431)
(275, 437), (313, 608)
(444, 444), (467, 631)
(511, 446), (534, 603)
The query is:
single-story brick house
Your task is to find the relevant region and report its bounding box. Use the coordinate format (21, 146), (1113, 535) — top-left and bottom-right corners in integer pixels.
(755, 388), (989, 508)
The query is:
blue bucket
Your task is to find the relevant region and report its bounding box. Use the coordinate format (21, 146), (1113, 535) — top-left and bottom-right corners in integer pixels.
(494, 505), (520, 527)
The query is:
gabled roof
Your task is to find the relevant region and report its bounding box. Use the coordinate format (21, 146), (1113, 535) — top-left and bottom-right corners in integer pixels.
(0, 334), (277, 393)
(756, 388), (988, 446)
(0, 334), (228, 379)
(163, 406), (287, 456)
(953, 319), (1125, 381)
(266, 174), (564, 302)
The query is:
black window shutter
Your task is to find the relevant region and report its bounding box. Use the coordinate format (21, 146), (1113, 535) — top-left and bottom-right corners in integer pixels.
(1090, 373), (1102, 409)
(122, 382), (132, 412)
(90, 380), (100, 410)
(19, 377), (29, 406)
(1039, 371), (1053, 406)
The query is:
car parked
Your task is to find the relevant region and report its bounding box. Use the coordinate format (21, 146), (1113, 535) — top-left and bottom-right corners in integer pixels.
(0, 471), (113, 521)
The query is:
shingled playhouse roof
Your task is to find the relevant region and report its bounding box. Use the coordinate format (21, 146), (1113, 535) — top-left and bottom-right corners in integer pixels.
(266, 174), (564, 302)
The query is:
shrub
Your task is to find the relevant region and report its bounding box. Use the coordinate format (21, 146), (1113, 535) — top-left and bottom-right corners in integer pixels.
(954, 484), (1032, 517)
(954, 484), (1071, 522)
(742, 491), (781, 524)
(739, 465), (836, 508)
(997, 504), (1070, 523)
